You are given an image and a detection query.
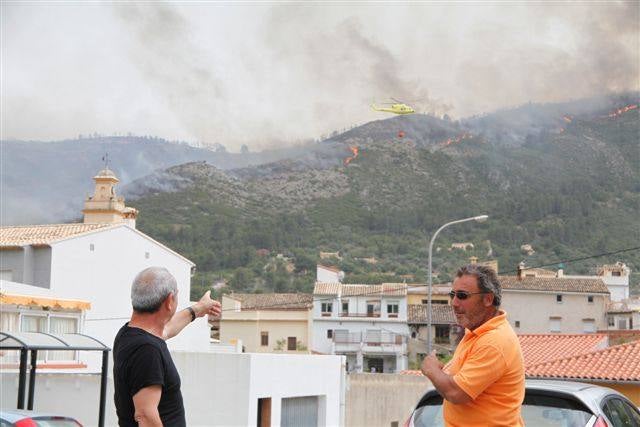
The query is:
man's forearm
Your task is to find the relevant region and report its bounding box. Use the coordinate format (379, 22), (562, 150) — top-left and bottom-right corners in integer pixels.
(424, 368), (472, 404)
(163, 307), (194, 340)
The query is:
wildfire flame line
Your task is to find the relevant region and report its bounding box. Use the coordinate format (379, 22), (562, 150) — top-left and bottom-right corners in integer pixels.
(607, 104), (638, 119)
(441, 132), (473, 146)
(344, 146), (359, 165)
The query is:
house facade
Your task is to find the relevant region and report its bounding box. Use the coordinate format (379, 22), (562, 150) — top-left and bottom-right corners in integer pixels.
(312, 282), (409, 373)
(219, 293), (313, 353)
(0, 167), (209, 371)
(500, 275), (610, 334)
(407, 304), (460, 364)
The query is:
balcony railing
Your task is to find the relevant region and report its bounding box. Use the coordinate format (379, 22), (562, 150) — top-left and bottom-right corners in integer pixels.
(337, 312), (381, 318)
(333, 331), (406, 345)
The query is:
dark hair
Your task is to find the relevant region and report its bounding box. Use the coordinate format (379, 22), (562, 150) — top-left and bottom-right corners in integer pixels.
(456, 264), (501, 306)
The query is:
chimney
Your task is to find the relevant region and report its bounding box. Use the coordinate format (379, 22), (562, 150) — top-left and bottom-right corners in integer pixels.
(557, 269), (564, 278)
(517, 261), (525, 280)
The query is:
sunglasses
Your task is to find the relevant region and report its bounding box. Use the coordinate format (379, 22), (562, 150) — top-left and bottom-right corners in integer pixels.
(449, 290), (490, 300)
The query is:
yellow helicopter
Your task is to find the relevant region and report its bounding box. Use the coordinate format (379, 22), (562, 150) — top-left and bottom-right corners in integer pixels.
(371, 98), (416, 115)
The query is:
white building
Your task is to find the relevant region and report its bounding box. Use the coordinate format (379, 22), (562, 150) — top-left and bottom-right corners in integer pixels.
(0, 168), (209, 371)
(500, 274), (610, 334)
(312, 282), (409, 373)
(1, 351), (346, 426)
(316, 264), (344, 283)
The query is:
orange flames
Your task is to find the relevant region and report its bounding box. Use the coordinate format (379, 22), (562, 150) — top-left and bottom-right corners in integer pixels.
(563, 115), (573, 123)
(344, 146), (359, 165)
(441, 132), (473, 146)
(607, 104), (638, 119)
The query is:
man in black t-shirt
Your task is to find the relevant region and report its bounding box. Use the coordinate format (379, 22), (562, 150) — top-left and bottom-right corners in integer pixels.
(113, 267), (221, 426)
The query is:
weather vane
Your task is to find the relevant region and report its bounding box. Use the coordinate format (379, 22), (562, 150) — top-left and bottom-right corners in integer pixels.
(102, 153), (110, 169)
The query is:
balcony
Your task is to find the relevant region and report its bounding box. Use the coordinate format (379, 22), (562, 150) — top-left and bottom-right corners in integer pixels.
(333, 331), (406, 354)
(338, 312), (381, 318)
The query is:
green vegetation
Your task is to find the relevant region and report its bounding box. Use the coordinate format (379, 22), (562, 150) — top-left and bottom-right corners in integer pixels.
(131, 108), (640, 300)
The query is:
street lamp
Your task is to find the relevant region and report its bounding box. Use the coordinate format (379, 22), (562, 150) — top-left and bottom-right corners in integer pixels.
(427, 215), (488, 354)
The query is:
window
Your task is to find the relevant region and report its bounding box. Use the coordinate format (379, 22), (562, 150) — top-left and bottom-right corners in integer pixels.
(421, 299), (447, 305)
(603, 398), (640, 426)
(608, 316), (615, 327)
(556, 294), (563, 303)
(327, 329), (333, 339)
(341, 301), (349, 315)
(261, 331), (269, 346)
(612, 271), (621, 277)
(287, 337), (297, 351)
(549, 317), (561, 333)
(366, 300), (381, 317)
(411, 331), (417, 339)
(321, 302), (333, 316)
(0, 270), (13, 281)
(387, 301), (399, 318)
(582, 319), (595, 333)
(515, 321), (520, 328)
(618, 319), (628, 330)
(89, 243), (95, 251)
(588, 295), (594, 303)
(9, 313), (80, 363)
(435, 325), (449, 344)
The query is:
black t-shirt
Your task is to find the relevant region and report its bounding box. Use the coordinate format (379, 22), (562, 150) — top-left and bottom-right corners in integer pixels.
(113, 323), (186, 427)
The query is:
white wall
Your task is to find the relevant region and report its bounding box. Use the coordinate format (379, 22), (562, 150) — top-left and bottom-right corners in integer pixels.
(312, 318), (409, 355)
(501, 290), (608, 334)
(47, 225), (209, 370)
(1, 351), (346, 427)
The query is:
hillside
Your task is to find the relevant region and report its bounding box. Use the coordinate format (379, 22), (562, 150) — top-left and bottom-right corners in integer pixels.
(0, 136), (318, 225)
(125, 95), (640, 298)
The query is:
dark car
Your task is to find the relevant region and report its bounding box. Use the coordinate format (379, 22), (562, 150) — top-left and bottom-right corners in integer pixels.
(0, 409), (82, 427)
(405, 379), (640, 427)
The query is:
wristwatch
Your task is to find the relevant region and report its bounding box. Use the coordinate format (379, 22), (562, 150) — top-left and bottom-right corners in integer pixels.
(186, 306), (196, 322)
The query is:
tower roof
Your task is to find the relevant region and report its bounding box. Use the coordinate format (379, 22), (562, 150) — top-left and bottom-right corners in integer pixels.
(93, 168), (118, 181)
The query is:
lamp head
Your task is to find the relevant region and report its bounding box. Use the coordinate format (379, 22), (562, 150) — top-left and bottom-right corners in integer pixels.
(473, 215), (489, 223)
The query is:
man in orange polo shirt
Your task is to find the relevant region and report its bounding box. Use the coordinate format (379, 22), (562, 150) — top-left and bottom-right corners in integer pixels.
(421, 264), (525, 427)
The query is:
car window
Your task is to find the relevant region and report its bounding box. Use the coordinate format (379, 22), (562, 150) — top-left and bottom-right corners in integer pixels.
(603, 398), (638, 427)
(522, 391), (594, 427)
(410, 404), (445, 427)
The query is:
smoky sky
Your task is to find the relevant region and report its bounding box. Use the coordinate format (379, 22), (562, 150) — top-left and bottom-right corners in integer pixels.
(1, 2), (638, 150)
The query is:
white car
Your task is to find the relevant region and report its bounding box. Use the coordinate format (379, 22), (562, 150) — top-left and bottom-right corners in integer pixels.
(404, 379), (640, 427)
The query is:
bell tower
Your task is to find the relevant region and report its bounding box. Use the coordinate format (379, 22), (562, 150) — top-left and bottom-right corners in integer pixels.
(82, 159), (138, 227)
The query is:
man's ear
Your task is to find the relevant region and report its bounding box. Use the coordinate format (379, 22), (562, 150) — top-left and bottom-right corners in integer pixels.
(483, 293), (494, 307)
(164, 292), (176, 310)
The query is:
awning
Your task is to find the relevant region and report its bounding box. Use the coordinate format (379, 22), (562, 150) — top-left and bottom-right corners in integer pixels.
(0, 331), (110, 427)
(0, 292), (91, 310)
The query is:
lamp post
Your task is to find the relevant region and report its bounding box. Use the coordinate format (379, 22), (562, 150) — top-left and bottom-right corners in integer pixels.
(427, 215), (488, 354)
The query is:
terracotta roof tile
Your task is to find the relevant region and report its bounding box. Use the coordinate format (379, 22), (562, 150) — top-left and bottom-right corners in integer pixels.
(407, 284), (452, 295)
(226, 293), (313, 310)
(500, 276), (609, 294)
(518, 334), (608, 367)
(526, 340), (640, 382)
(0, 223), (115, 247)
(408, 304), (456, 324)
(313, 282), (341, 295)
(399, 370), (425, 377)
(313, 282), (407, 297)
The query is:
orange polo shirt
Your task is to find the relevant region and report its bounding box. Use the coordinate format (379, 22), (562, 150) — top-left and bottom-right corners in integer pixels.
(443, 311), (525, 427)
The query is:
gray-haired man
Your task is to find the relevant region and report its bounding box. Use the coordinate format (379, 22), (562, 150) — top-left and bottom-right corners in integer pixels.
(113, 266), (221, 427)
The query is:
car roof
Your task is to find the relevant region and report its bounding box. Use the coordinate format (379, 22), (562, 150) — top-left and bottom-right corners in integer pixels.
(0, 409), (75, 422)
